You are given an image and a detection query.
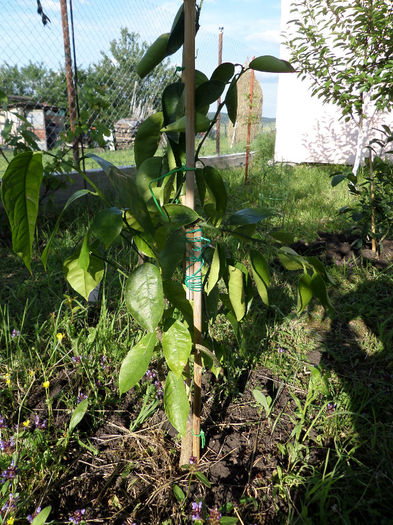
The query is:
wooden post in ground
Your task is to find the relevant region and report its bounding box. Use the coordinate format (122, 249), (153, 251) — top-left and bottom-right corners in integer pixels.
(60, 0), (79, 167)
(244, 58), (255, 184)
(369, 151), (378, 256)
(216, 27), (224, 156)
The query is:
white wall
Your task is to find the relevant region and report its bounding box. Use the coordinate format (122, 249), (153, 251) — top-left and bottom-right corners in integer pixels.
(275, 0), (393, 165)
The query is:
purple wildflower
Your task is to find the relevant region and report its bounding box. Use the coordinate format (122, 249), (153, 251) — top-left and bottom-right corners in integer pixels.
(27, 506), (42, 523)
(278, 347), (285, 354)
(0, 436), (15, 455)
(154, 380), (163, 399)
(208, 508), (222, 524)
(69, 508), (86, 524)
(145, 369), (156, 380)
(327, 403), (337, 414)
(189, 456), (198, 465)
(72, 355), (83, 364)
(0, 415), (7, 429)
(191, 501), (203, 521)
(77, 393), (88, 404)
(34, 415), (47, 430)
(11, 329), (20, 338)
(1, 492), (18, 514)
(1, 460), (18, 482)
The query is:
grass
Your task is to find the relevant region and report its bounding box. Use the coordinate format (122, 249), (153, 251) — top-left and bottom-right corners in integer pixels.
(1, 133), (393, 523)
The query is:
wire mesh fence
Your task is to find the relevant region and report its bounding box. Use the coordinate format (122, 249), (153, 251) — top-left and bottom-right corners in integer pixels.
(0, 0), (265, 173)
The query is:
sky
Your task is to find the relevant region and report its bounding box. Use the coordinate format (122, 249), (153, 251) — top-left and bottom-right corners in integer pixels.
(1, 0), (282, 117)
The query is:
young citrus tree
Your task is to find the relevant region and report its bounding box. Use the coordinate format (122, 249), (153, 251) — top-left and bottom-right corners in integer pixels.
(1, 0), (333, 465)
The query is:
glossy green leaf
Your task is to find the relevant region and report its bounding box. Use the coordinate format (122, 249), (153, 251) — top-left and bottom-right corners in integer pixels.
(134, 112), (164, 168)
(162, 320), (192, 376)
(78, 234), (90, 271)
(69, 398), (88, 433)
(31, 506), (52, 525)
(249, 249), (270, 305)
(162, 112), (211, 133)
(278, 247), (304, 271)
(206, 244), (221, 295)
(163, 280), (193, 326)
(211, 62), (235, 84)
(249, 55), (295, 73)
(173, 484), (186, 503)
(87, 154), (154, 235)
(227, 207), (275, 225)
(164, 371), (189, 436)
(195, 80), (225, 111)
(228, 265), (245, 321)
(64, 250), (104, 301)
(159, 229), (185, 279)
(1, 151), (43, 272)
(162, 203), (200, 226)
(119, 332), (156, 394)
(41, 189), (94, 270)
(225, 78), (238, 125)
(297, 273), (313, 313)
(125, 263), (164, 331)
(136, 156), (163, 203)
(136, 33), (170, 78)
(90, 207), (123, 249)
(134, 232), (156, 258)
(202, 166), (227, 225)
(331, 174), (347, 187)
(311, 273), (333, 311)
(162, 82), (184, 143)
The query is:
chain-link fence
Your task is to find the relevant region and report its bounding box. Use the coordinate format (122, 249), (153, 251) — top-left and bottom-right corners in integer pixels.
(0, 0), (265, 173)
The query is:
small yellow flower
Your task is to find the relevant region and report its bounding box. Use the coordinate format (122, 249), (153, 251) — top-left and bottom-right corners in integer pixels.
(42, 380), (50, 389)
(6, 378), (11, 385)
(7, 517), (15, 525)
(22, 419), (30, 427)
(29, 369), (35, 377)
(56, 332), (65, 342)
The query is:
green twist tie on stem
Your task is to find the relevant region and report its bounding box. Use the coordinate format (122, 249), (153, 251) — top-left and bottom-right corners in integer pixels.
(148, 165), (194, 220)
(185, 228), (210, 292)
(192, 429), (205, 448)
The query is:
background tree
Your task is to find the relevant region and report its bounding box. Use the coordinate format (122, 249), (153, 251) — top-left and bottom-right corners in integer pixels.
(285, 0), (393, 173)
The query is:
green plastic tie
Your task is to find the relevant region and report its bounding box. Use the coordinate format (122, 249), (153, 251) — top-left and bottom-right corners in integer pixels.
(192, 428), (205, 448)
(148, 165), (194, 220)
(185, 227), (210, 292)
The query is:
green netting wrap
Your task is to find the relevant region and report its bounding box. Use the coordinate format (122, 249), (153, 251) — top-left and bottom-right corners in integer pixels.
(185, 228), (210, 292)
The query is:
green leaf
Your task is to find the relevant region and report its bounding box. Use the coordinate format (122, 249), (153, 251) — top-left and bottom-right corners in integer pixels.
(162, 82), (184, 142)
(162, 320), (192, 376)
(134, 112), (164, 168)
(249, 250), (270, 305)
(31, 506), (52, 525)
(297, 273), (313, 313)
(206, 244), (221, 295)
(163, 280), (193, 327)
(195, 80), (225, 111)
(125, 263), (164, 331)
(278, 247), (304, 271)
(41, 189), (94, 270)
(225, 78), (238, 125)
(119, 332), (156, 394)
(78, 234), (90, 271)
(220, 517), (239, 524)
(306, 256), (335, 285)
(252, 389), (272, 414)
(167, 5), (185, 55)
(64, 249), (104, 301)
(136, 33), (170, 78)
(269, 230), (296, 244)
(133, 231), (156, 258)
(201, 166), (227, 226)
(194, 471), (212, 488)
(87, 154), (154, 235)
(162, 203), (200, 226)
(331, 174), (348, 187)
(69, 398), (88, 433)
(1, 151), (43, 272)
(159, 228), (186, 279)
(228, 265), (245, 321)
(164, 371), (189, 436)
(249, 55), (294, 73)
(136, 156), (163, 203)
(227, 207), (275, 225)
(310, 273), (333, 311)
(173, 484), (186, 503)
(90, 207), (123, 249)
(211, 62), (235, 84)
(162, 113), (211, 133)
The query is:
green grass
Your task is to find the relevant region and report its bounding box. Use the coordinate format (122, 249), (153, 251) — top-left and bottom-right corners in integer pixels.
(1, 135), (392, 523)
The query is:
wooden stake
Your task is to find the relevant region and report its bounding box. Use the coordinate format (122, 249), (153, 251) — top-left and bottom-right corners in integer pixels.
(369, 151), (378, 256)
(183, 0), (203, 463)
(245, 58), (255, 184)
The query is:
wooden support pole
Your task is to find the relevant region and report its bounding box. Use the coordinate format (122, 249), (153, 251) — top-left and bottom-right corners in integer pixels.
(216, 27), (224, 156)
(60, 0), (79, 166)
(369, 151), (377, 256)
(184, 0), (203, 463)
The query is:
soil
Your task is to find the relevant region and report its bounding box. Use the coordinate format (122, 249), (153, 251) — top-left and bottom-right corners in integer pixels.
(5, 231), (393, 524)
